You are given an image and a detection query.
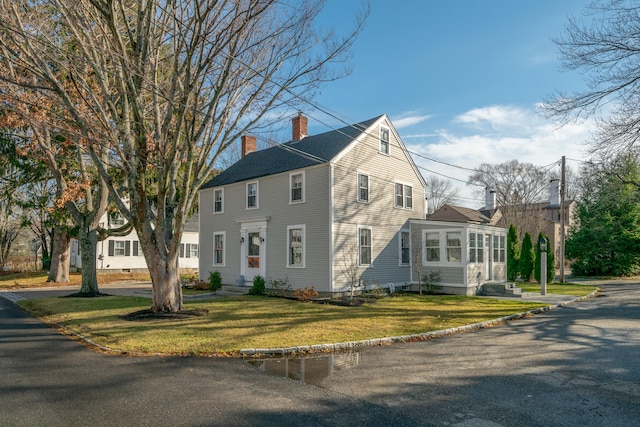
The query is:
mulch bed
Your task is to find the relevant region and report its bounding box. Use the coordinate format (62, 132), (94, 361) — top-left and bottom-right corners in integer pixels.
(120, 308), (209, 321)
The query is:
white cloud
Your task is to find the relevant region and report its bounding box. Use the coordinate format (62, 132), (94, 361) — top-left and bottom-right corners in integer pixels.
(403, 104), (595, 208)
(392, 113), (433, 129)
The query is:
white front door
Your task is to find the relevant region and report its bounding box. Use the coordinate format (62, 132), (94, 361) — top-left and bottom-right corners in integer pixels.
(246, 231), (262, 282)
(240, 221), (267, 284)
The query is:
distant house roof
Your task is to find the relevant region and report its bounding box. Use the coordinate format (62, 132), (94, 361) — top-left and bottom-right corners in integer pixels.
(200, 115), (384, 189)
(428, 204), (497, 224)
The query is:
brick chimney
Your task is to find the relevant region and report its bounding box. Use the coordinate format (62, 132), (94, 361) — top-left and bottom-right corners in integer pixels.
(241, 135), (256, 157)
(292, 112), (308, 141)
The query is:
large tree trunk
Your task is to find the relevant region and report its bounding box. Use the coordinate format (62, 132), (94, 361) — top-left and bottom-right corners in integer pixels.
(148, 250), (182, 313)
(78, 228), (100, 296)
(47, 226), (70, 283)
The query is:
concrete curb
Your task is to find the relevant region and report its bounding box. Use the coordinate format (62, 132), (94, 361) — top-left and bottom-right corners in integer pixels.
(239, 289), (600, 357)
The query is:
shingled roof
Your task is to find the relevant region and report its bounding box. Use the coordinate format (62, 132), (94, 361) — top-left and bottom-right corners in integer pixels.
(200, 115), (384, 189)
(428, 204), (495, 224)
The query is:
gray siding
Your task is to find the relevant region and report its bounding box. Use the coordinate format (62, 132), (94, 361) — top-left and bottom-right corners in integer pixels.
(331, 117), (426, 291)
(199, 164), (333, 292)
(410, 220), (508, 293)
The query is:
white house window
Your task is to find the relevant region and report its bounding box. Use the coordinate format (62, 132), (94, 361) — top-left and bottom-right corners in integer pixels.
(180, 243), (199, 258)
(110, 214), (125, 227)
(287, 225), (305, 267)
(358, 226), (372, 265)
(290, 172), (304, 203)
(247, 182), (258, 209)
(394, 183), (413, 209)
(447, 232), (462, 263)
(214, 232), (225, 266)
(425, 232), (440, 262)
(109, 240), (130, 257)
(399, 230), (410, 265)
(214, 188), (224, 213)
(189, 244), (199, 258)
(494, 235), (505, 263)
(379, 127), (390, 155)
(469, 233), (484, 263)
(357, 173), (369, 203)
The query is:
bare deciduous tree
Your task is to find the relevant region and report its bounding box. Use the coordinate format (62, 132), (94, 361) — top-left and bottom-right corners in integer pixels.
(543, 0), (640, 160)
(425, 175), (459, 215)
(0, 0), (366, 312)
(469, 160), (549, 240)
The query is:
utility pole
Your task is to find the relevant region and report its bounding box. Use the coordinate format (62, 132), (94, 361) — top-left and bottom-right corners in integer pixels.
(559, 156), (566, 283)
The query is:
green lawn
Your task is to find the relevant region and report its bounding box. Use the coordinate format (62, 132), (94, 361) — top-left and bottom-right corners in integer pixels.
(17, 292), (588, 356)
(519, 283), (597, 296)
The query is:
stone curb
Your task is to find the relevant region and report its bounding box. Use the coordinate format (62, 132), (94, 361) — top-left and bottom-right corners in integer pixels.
(1, 287), (599, 358)
(239, 289), (600, 357)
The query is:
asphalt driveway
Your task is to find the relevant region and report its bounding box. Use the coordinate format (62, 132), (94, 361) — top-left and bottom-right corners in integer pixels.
(1, 280), (638, 426)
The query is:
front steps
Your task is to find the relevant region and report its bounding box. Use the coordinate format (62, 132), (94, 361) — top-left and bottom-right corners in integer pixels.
(481, 282), (525, 297)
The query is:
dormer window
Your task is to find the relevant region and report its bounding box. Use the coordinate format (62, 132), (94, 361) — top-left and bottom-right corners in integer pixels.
(379, 127), (390, 155)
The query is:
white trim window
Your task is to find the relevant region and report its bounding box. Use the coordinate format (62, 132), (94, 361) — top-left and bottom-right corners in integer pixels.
(469, 232), (484, 263)
(358, 226), (372, 266)
(287, 225), (305, 267)
(425, 232), (440, 263)
(399, 230), (410, 265)
(446, 232), (462, 263)
(379, 127), (390, 155)
(394, 183), (413, 209)
(357, 172), (369, 203)
(290, 172), (304, 203)
(494, 235), (506, 263)
(246, 181), (258, 209)
(110, 240), (130, 256)
(213, 188), (224, 214)
(110, 214), (125, 227)
(213, 232), (225, 266)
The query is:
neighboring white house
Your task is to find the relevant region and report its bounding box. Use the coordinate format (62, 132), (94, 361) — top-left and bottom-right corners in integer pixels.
(70, 213), (199, 273)
(198, 113), (508, 296)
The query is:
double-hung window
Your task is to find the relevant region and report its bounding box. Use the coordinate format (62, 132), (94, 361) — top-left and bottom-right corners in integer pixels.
(399, 230), (410, 265)
(394, 183), (413, 209)
(425, 232), (440, 262)
(111, 214), (125, 227)
(287, 225), (305, 267)
(446, 232), (462, 263)
(108, 240), (130, 257)
(290, 172), (304, 203)
(494, 235), (505, 263)
(357, 173), (369, 203)
(358, 226), (372, 265)
(214, 188), (223, 213)
(214, 232), (225, 266)
(247, 182), (258, 209)
(469, 232), (484, 263)
(379, 127), (390, 155)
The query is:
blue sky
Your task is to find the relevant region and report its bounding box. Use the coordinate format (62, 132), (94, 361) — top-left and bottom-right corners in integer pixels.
(303, 0), (595, 208)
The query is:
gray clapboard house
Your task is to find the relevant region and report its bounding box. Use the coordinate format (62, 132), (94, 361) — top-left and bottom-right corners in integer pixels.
(198, 114), (428, 295)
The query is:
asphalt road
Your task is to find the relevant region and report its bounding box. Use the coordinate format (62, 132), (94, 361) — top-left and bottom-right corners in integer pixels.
(1, 281), (638, 426)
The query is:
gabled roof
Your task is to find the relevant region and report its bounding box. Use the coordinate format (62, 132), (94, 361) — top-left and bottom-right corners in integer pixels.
(428, 204), (494, 224)
(201, 115), (384, 189)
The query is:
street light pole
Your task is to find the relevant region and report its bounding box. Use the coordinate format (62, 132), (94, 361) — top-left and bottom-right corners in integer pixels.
(540, 237), (548, 296)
